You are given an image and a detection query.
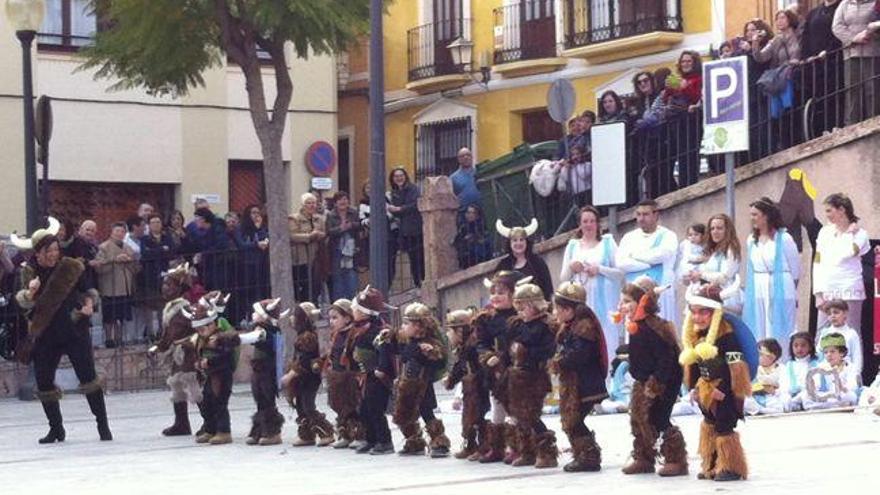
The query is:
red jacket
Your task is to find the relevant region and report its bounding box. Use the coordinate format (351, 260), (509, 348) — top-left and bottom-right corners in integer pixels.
(664, 72), (702, 106)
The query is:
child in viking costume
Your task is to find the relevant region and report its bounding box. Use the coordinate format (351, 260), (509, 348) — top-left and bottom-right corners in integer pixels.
(324, 299), (366, 449)
(444, 308), (491, 460)
(744, 338), (785, 416)
(245, 298), (289, 446)
(616, 276), (688, 477)
(473, 270), (522, 463)
(799, 332), (861, 411)
(351, 286), (396, 455)
(282, 302), (335, 447)
(149, 262), (202, 436)
(185, 295), (265, 445)
(506, 280), (558, 468)
(391, 302), (452, 457)
(680, 284), (756, 481)
(550, 282), (608, 472)
(13, 218), (111, 443)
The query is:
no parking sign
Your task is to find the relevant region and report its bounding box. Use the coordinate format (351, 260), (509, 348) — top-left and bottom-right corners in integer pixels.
(305, 141), (336, 177)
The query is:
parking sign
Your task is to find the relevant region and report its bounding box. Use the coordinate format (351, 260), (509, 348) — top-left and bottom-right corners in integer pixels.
(702, 56), (749, 155)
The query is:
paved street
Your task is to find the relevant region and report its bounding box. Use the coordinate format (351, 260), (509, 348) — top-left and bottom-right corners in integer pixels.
(1, 386), (877, 495)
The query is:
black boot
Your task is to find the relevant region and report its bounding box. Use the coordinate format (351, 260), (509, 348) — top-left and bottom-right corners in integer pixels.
(38, 400), (65, 444)
(163, 402), (192, 436)
(85, 390), (113, 441)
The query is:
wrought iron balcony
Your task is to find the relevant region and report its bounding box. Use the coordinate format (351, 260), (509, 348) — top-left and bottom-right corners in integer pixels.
(407, 18), (472, 82)
(493, 0), (558, 65)
(563, 0), (682, 49)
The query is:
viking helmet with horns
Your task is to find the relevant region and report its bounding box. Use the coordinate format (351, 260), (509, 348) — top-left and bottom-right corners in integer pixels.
(495, 218), (539, 239)
(252, 298), (290, 326)
(9, 217), (61, 251)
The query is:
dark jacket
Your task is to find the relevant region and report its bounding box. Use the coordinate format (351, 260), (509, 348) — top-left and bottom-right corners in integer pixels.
(389, 183), (423, 237)
(352, 317), (396, 383)
(140, 232), (176, 295)
(496, 254), (553, 301)
(803, 0), (844, 59)
(234, 225), (269, 267)
(506, 315), (555, 370)
(326, 207), (362, 271)
(555, 318), (608, 402)
(628, 316), (683, 392)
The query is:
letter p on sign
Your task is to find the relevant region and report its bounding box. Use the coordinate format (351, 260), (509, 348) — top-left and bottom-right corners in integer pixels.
(709, 67), (737, 120)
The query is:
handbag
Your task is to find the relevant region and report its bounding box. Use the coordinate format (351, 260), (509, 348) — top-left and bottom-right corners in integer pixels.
(757, 63), (793, 95)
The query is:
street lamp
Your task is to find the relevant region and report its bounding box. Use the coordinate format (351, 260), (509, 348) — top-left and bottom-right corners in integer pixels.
(5, 0), (45, 233)
(447, 37), (491, 87)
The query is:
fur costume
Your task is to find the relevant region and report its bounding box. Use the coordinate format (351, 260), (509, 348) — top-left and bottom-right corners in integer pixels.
(534, 430), (559, 468)
(627, 381), (659, 469)
(446, 317), (490, 459)
(286, 309), (333, 445)
(17, 251), (111, 443)
(325, 318), (365, 444)
(393, 377), (429, 453)
(680, 295), (750, 481)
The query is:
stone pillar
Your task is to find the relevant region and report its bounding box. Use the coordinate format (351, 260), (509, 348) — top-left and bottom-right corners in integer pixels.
(418, 176), (460, 307)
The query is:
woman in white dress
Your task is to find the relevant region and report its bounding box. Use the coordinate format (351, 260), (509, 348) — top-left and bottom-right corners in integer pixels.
(684, 213), (744, 314)
(812, 193), (870, 330)
(743, 197), (800, 355)
(560, 206), (623, 361)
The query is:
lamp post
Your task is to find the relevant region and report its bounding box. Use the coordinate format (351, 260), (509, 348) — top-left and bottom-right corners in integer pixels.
(448, 37), (491, 86)
(5, 0), (45, 233)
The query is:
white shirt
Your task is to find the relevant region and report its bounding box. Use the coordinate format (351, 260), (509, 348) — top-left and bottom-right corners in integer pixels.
(816, 324), (864, 376)
(812, 225), (870, 300)
(616, 225), (679, 323)
(123, 232), (142, 260)
(675, 240), (704, 285)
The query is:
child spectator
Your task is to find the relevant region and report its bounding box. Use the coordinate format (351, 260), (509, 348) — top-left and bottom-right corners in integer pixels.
(596, 345), (633, 414)
(800, 332), (861, 411)
(744, 339), (785, 415)
(676, 223), (705, 287)
(815, 299), (864, 375)
(779, 332), (819, 412)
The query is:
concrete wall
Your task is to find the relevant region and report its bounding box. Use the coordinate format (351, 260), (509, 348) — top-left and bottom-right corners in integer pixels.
(0, 14), (30, 235)
(437, 117), (880, 334)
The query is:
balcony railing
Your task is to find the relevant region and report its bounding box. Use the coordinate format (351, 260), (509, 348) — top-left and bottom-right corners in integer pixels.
(407, 18), (472, 82)
(563, 0), (682, 49)
(493, 0), (558, 65)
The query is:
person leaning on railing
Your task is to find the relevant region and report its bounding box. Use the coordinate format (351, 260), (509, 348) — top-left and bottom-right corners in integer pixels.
(833, 0), (880, 126)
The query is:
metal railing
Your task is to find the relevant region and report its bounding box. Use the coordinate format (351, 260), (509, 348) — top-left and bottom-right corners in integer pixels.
(407, 18), (472, 81)
(477, 45), (879, 233)
(493, 0), (558, 65)
(563, 0), (682, 49)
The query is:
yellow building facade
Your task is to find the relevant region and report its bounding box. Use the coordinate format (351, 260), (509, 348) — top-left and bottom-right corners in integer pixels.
(340, 0), (745, 191)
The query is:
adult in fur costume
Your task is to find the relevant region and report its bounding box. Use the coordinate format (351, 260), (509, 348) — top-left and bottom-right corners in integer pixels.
(506, 281), (558, 469)
(324, 299), (366, 449)
(351, 286), (397, 455)
(550, 282), (608, 472)
(473, 270), (521, 463)
(184, 295), (265, 445)
(444, 308), (490, 461)
(149, 263), (202, 436)
(680, 284), (752, 482)
(616, 277), (688, 477)
(391, 302), (452, 458)
(13, 218), (111, 443)
(281, 302), (334, 447)
(245, 298), (289, 446)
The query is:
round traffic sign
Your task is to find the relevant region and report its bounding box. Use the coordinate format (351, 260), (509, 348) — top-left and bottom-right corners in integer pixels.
(305, 141), (336, 177)
(547, 79), (576, 124)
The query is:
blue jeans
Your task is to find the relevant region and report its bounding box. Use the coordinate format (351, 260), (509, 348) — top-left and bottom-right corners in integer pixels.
(330, 268), (358, 301)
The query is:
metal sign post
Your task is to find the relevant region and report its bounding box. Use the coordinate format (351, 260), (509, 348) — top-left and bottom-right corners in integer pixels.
(701, 56), (750, 222)
(547, 79), (579, 236)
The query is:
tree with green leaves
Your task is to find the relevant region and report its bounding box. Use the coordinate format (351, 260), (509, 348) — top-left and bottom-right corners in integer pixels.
(81, 0), (371, 310)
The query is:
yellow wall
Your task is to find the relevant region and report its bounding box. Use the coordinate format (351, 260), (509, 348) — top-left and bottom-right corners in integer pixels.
(383, 0), (417, 93)
(348, 0), (719, 182)
(0, 10), (29, 233)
